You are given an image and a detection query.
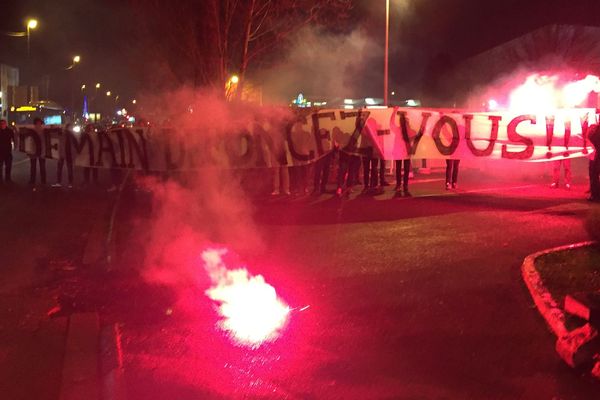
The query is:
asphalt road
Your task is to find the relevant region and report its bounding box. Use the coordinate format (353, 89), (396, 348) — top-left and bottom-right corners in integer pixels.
(2, 156), (600, 399)
(110, 169), (600, 399)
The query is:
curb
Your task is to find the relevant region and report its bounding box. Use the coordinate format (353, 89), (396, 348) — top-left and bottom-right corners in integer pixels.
(521, 241), (595, 339)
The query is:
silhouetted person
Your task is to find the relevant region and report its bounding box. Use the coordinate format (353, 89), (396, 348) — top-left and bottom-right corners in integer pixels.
(395, 159), (411, 196)
(0, 119), (15, 183)
(82, 124), (98, 185)
(550, 159), (571, 189)
(28, 117), (46, 187)
(53, 123), (74, 188)
(362, 149), (385, 193)
(588, 124), (600, 201)
(445, 159), (460, 190)
(313, 151), (332, 194)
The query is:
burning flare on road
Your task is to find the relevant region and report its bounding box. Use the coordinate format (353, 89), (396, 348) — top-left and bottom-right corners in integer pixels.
(202, 248), (290, 348)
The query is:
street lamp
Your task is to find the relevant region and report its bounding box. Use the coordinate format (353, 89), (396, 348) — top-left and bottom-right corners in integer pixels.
(225, 75), (239, 100)
(73, 55), (81, 64)
(26, 19), (38, 58)
(106, 91), (111, 96)
(96, 83), (101, 89)
(384, 0), (390, 105)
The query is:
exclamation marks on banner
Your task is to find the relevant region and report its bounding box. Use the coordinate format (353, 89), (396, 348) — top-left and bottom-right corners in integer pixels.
(545, 116), (555, 158)
(563, 120), (571, 157)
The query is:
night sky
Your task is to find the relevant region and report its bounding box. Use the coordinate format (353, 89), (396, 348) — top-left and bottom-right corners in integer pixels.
(1, 0), (599, 107)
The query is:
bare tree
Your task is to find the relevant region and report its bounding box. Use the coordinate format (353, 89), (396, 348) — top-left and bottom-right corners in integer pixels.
(131, 0), (352, 95)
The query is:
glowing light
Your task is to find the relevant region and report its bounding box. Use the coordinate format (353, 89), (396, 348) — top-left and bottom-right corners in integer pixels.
(365, 98), (376, 105)
(106, 91), (111, 96)
(81, 84), (86, 90)
(230, 75), (239, 84)
(95, 83), (101, 89)
(27, 19), (38, 29)
(73, 55), (81, 63)
(73, 125), (81, 133)
(132, 99), (137, 104)
(509, 74), (559, 112)
(344, 99), (353, 105)
(563, 75), (600, 108)
(406, 99), (418, 107)
(202, 248), (290, 348)
(508, 73), (600, 112)
(488, 99), (499, 110)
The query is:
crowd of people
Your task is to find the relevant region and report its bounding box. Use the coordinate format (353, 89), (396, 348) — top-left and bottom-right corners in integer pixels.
(0, 117), (122, 191)
(1, 117), (600, 202)
(271, 147), (461, 198)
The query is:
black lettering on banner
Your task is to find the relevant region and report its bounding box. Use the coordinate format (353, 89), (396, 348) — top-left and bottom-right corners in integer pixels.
(464, 115), (500, 157)
(501, 115), (535, 160)
(68, 132), (95, 165)
(340, 109), (371, 153)
(113, 129), (128, 167)
(164, 133), (186, 170)
(286, 116), (313, 162)
(226, 131), (254, 166)
(431, 115), (460, 156)
(312, 112), (336, 156)
(43, 128), (62, 159)
(125, 129), (149, 170)
(253, 122), (285, 167)
(397, 111), (431, 155)
(96, 131), (118, 167)
(18, 127), (42, 157)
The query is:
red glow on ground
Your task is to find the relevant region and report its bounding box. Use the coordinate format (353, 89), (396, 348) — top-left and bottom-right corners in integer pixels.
(508, 73), (600, 112)
(202, 248), (290, 348)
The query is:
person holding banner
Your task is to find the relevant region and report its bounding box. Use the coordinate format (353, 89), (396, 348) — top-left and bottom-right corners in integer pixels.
(395, 159), (411, 196)
(53, 123), (74, 188)
(82, 124), (99, 186)
(550, 159), (571, 189)
(445, 159), (460, 190)
(588, 124), (600, 201)
(28, 117), (47, 188)
(362, 149), (378, 193)
(0, 119), (14, 183)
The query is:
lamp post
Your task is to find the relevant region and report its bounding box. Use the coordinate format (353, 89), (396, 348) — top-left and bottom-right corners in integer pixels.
(384, 0), (390, 106)
(26, 19), (38, 58)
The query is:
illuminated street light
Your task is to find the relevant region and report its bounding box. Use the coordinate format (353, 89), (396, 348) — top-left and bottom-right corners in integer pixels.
(225, 75), (240, 100)
(132, 99), (137, 104)
(73, 55), (81, 63)
(81, 84), (86, 90)
(106, 91), (111, 96)
(26, 19), (38, 58)
(96, 83), (101, 89)
(384, 0), (389, 105)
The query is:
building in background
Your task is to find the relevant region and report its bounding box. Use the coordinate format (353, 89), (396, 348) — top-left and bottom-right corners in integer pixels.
(447, 24), (600, 109)
(0, 64), (19, 119)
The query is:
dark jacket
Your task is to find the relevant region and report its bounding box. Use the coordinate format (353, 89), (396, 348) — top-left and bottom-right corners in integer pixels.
(0, 127), (14, 156)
